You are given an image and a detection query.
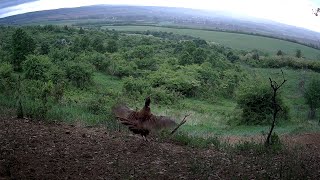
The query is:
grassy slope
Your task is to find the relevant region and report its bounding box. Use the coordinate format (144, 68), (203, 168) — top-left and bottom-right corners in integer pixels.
(88, 69), (320, 138)
(102, 25), (320, 60)
(2, 68), (319, 137)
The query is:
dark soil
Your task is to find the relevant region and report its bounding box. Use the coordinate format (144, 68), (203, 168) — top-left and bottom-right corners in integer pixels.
(1, 115), (320, 179)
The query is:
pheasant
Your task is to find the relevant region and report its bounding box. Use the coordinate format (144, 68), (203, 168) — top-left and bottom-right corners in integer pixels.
(112, 97), (177, 140)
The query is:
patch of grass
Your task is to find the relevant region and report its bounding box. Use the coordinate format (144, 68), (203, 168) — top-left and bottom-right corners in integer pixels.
(234, 133), (283, 154)
(47, 103), (118, 129)
(171, 131), (222, 149)
(0, 106), (14, 116)
(102, 25), (320, 59)
(0, 93), (16, 108)
(92, 72), (123, 92)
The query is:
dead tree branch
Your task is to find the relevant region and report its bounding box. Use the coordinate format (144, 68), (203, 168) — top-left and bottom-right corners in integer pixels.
(265, 70), (287, 146)
(171, 114), (191, 135)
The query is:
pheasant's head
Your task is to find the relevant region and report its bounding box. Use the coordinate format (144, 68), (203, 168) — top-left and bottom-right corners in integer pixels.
(145, 96), (151, 107)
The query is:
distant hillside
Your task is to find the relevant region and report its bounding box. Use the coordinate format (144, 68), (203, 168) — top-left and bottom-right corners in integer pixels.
(0, 5), (319, 49)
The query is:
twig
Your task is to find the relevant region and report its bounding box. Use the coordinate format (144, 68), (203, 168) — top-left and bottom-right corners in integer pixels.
(170, 114), (191, 135)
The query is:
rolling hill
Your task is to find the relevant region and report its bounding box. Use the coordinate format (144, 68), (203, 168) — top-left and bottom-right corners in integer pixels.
(0, 5), (320, 52)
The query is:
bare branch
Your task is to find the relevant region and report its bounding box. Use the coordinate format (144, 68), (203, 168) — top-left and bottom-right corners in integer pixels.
(269, 69), (287, 90)
(170, 114), (191, 135)
(265, 70), (287, 146)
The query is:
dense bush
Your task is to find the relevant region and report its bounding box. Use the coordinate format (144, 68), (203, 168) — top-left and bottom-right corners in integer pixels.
(106, 53), (137, 77)
(123, 76), (151, 96)
(49, 48), (75, 64)
(241, 55), (320, 73)
(23, 55), (52, 81)
(66, 62), (93, 88)
(12, 28), (36, 71)
(21, 80), (54, 118)
(0, 62), (13, 78)
(304, 78), (320, 119)
(236, 81), (289, 125)
(0, 62), (15, 93)
(148, 64), (201, 97)
(150, 87), (182, 105)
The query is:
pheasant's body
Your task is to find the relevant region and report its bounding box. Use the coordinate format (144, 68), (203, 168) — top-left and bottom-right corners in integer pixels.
(112, 97), (176, 138)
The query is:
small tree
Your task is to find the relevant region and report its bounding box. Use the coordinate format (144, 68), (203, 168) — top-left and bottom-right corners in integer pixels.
(296, 49), (302, 58)
(304, 78), (320, 119)
(265, 70), (287, 146)
(12, 28), (36, 71)
(23, 55), (52, 81)
(79, 27), (85, 34)
(252, 53), (260, 60)
(40, 42), (50, 55)
(276, 50), (283, 56)
(92, 37), (105, 53)
(236, 81), (288, 125)
(106, 40), (118, 53)
(66, 62), (93, 88)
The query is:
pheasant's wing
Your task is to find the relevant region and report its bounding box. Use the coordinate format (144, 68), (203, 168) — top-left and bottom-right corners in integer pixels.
(115, 110), (150, 136)
(112, 104), (147, 134)
(143, 115), (177, 130)
(112, 104), (135, 120)
(116, 116), (149, 134)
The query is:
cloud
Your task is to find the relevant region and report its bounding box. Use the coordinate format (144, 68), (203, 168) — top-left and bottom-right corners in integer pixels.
(0, 0), (319, 32)
(0, 0), (39, 9)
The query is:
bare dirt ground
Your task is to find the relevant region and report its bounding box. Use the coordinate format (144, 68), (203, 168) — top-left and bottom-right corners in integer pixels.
(1, 114), (320, 179)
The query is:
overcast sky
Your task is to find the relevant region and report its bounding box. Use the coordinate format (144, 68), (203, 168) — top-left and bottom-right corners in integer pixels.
(0, 0), (319, 32)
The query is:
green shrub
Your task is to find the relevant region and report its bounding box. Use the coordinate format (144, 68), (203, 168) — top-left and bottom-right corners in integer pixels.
(50, 66), (65, 84)
(23, 55), (52, 81)
(123, 76), (151, 96)
(20, 80), (54, 119)
(150, 87), (182, 105)
(12, 28), (36, 71)
(134, 57), (158, 70)
(87, 95), (108, 115)
(66, 62), (93, 88)
(304, 78), (320, 119)
(0, 62), (15, 93)
(241, 55), (320, 73)
(148, 64), (201, 97)
(107, 53), (137, 77)
(129, 45), (154, 59)
(49, 48), (75, 64)
(90, 52), (109, 71)
(236, 80), (289, 125)
(0, 62), (13, 78)
(106, 40), (118, 53)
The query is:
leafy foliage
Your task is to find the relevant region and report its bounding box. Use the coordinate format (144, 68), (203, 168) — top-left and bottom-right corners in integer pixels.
(0, 25), (306, 128)
(66, 62), (93, 88)
(23, 55), (52, 81)
(236, 80), (288, 125)
(295, 49), (302, 58)
(304, 78), (320, 119)
(12, 28), (36, 71)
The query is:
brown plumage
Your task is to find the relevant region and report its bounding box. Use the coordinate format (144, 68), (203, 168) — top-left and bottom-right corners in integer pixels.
(112, 97), (176, 138)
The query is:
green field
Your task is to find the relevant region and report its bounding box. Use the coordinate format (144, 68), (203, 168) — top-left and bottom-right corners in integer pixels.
(103, 25), (320, 60)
